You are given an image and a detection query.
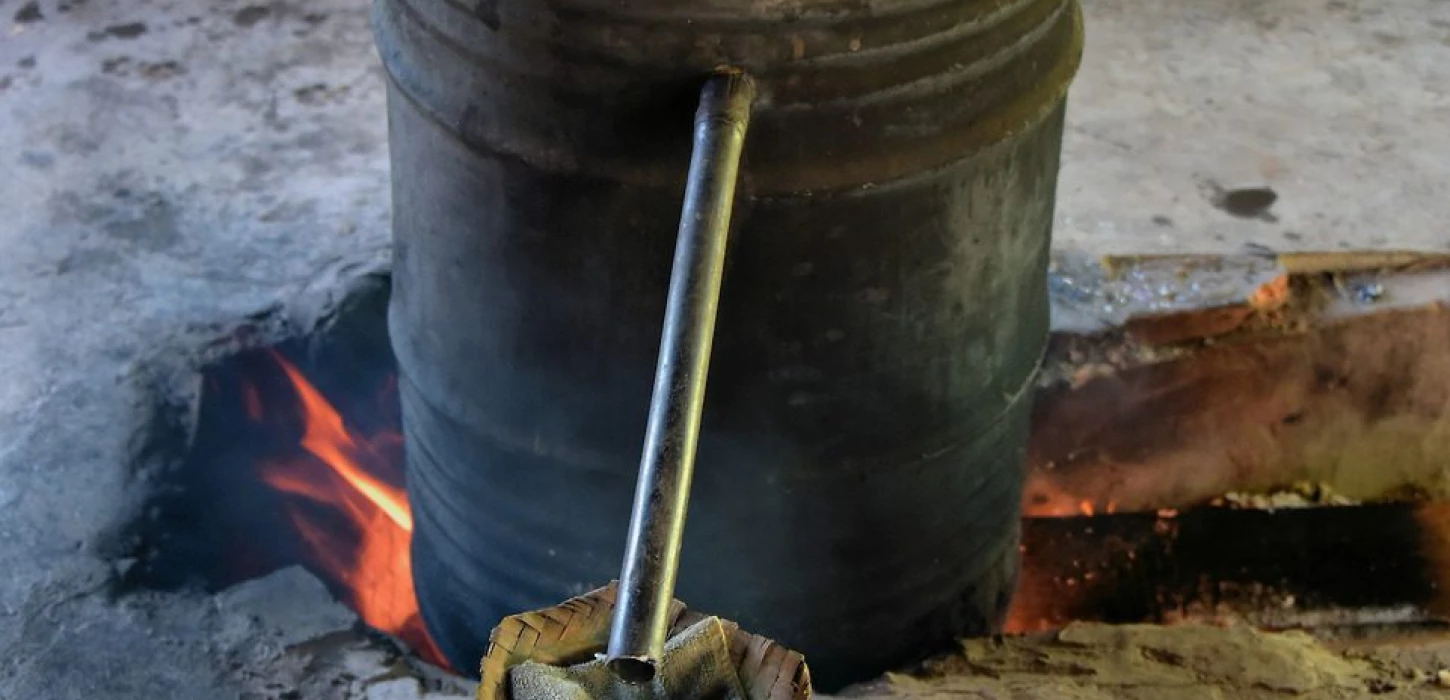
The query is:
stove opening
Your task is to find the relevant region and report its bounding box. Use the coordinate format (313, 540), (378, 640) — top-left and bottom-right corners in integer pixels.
(118, 274), (444, 668)
(115, 264), (1450, 679)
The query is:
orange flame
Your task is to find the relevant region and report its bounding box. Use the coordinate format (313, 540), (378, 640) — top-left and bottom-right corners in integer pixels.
(253, 352), (445, 667)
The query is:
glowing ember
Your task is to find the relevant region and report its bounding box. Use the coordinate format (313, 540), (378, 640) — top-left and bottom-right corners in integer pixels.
(251, 351), (444, 667)
(1023, 479), (1120, 519)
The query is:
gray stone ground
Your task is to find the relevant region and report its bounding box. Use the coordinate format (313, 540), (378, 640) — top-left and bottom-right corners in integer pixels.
(0, 0), (1446, 697)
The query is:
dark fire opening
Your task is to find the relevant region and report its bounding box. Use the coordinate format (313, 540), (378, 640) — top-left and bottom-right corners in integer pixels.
(118, 273), (444, 663)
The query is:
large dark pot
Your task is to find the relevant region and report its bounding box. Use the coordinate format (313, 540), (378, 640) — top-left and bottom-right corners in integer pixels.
(376, 0), (1081, 688)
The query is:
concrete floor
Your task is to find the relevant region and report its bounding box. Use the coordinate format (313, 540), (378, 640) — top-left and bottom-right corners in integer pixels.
(1059, 0), (1450, 255)
(0, 0), (1447, 697)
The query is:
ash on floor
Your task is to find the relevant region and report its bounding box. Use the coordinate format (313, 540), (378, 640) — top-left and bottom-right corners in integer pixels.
(846, 623), (1450, 700)
(7, 565), (476, 700)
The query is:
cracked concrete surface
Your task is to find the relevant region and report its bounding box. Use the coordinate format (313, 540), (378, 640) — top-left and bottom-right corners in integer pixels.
(0, 0), (1447, 696)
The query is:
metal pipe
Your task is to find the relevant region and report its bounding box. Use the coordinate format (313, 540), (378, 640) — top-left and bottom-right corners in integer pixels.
(604, 69), (756, 683)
